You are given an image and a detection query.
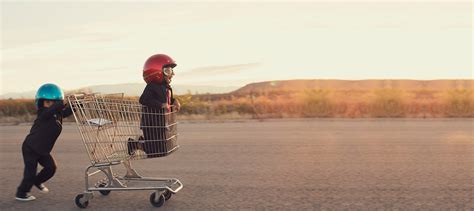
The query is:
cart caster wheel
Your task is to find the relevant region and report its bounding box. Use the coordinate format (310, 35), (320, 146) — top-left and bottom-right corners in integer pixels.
(98, 183), (111, 196)
(75, 194), (89, 209)
(163, 190), (172, 201)
(149, 192), (165, 207)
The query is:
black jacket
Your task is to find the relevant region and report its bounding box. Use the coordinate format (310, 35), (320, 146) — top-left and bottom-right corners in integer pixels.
(139, 82), (174, 108)
(23, 101), (73, 155)
(139, 82), (174, 127)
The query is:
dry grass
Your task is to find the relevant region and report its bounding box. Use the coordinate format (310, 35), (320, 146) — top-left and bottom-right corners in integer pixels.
(1, 89), (473, 123)
(370, 89), (406, 117)
(299, 90), (334, 117)
(443, 89), (474, 117)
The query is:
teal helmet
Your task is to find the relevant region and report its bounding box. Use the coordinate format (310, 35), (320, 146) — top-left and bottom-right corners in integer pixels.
(35, 83), (64, 109)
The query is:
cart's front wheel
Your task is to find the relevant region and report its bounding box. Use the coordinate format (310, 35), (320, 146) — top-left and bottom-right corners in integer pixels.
(163, 190), (172, 201)
(149, 192), (165, 207)
(75, 194), (89, 209)
(98, 183), (111, 196)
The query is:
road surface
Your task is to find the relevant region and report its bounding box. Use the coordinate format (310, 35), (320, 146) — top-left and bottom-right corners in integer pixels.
(0, 119), (472, 210)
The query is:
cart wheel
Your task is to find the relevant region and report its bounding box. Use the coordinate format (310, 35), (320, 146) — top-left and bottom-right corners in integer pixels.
(98, 183), (111, 196)
(75, 194), (89, 209)
(163, 190), (172, 201)
(149, 192), (165, 207)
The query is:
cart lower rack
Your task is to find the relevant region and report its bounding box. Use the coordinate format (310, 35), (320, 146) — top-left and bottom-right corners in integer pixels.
(68, 93), (183, 209)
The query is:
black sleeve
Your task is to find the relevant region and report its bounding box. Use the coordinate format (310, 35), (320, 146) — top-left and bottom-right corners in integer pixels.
(139, 84), (167, 108)
(62, 106), (73, 118)
(37, 101), (65, 121)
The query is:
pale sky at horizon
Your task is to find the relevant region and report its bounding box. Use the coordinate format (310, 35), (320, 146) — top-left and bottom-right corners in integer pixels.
(1, 1), (472, 95)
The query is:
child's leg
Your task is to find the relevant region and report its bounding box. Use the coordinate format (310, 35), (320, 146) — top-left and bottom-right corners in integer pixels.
(34, 154), (57, 186)
(16, 145), (39, 196)
(142, 128), (155, 156)
(142, 128), (162, 158)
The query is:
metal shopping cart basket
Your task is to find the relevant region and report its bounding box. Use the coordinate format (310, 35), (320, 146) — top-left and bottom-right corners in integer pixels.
(67, 93), (183, 209)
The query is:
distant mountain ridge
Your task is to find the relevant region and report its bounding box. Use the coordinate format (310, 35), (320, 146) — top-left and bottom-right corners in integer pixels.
(233, 79), (474, 94)
(2, 80), (472, 99)
(1, 83), (240, 99)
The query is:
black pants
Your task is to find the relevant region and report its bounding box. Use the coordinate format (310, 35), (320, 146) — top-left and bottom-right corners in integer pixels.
(17, 144), (57, 196)
(127, 128), (167, 158)
(142, 128), (167, 158)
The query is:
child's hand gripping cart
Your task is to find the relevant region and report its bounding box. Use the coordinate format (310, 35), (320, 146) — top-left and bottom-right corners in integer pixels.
(67, 93), (183, 209)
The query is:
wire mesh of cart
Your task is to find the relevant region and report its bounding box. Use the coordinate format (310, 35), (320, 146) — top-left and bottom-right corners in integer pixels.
(67, 93), (183, 209)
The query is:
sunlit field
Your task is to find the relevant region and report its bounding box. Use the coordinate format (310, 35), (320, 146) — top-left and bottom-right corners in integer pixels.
(2, 87), (473, 124)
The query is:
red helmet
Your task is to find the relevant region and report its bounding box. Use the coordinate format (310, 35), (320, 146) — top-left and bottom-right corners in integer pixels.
(143, 54), (177, 83)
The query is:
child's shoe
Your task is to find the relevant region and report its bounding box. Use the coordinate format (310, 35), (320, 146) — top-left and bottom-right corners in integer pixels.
(15, 192), (36, 201)
(35, 184), (49, 193)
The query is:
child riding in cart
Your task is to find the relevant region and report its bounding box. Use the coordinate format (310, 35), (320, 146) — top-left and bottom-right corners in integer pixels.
(128, 54), (181, 158)
(67, 53), (183, 209)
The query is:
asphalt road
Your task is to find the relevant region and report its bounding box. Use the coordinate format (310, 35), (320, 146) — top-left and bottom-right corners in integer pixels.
(1, 119), (472, 210)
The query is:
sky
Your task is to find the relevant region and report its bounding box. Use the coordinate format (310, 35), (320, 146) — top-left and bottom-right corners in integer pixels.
(1, 1), (472, 95)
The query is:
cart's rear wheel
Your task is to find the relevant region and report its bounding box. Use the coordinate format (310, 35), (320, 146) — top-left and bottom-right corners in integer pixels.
(163, 190), (172, 201)
(98, 183), (111, 196)
(75, 194), (89, 209)
(149, 192), (165, 207)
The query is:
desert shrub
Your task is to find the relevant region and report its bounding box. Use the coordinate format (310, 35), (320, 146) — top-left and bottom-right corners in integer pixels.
(443, 89), (474, 117)
(299, 89), (333, 117)
(370, 89), (406, 117)
(0, 99), (36, 117)
(175, 94), (211, 114)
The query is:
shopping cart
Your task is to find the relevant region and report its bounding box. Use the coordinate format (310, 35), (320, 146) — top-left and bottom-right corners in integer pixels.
(67, 93), (183, 209)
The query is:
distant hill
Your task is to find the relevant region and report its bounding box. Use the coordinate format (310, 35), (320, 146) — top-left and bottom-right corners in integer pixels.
(0, 83), (240, 99)
(2, 80), (473, 99)
(0, 90), (37, 99)
(69, 83), (240, 96)
(233, 79), (474, 94)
